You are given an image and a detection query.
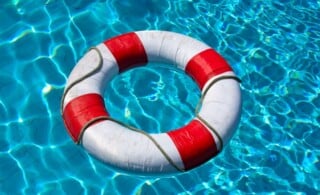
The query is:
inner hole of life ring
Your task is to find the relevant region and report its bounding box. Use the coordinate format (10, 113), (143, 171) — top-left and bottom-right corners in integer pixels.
(103, 62), (201, 134)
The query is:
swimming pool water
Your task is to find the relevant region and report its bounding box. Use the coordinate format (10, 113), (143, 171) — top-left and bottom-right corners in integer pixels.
(104, 63), (201, 134)
(1, 0), (319, 194)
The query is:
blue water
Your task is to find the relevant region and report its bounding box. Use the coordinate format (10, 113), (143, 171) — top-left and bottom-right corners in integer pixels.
(104, 63), (201, 134)
(1, 0), (319, 194)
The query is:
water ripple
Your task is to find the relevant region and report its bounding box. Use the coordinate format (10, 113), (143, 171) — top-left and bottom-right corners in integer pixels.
(0, 0), (319, 194)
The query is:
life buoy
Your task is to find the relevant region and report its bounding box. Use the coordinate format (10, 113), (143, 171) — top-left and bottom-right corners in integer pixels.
(61, 30), (241, 174)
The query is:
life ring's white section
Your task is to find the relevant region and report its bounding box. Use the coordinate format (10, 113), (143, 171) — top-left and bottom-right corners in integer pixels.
(197, 71), (241, 146)
(62, 44), (119, 109)
(81, 121), (184, 173)
(136, 31), (210, 70)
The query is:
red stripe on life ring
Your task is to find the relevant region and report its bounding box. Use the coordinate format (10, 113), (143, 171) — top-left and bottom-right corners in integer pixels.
(104, 32), (148, 72)
(167, 120), (218, 170)
(186, 49), (232, 89)
(63, 94), (109, 142)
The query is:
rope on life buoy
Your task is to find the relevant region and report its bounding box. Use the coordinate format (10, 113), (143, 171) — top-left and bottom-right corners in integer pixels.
(60, 47), (104, 114)
(195, 75), (241, 151)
